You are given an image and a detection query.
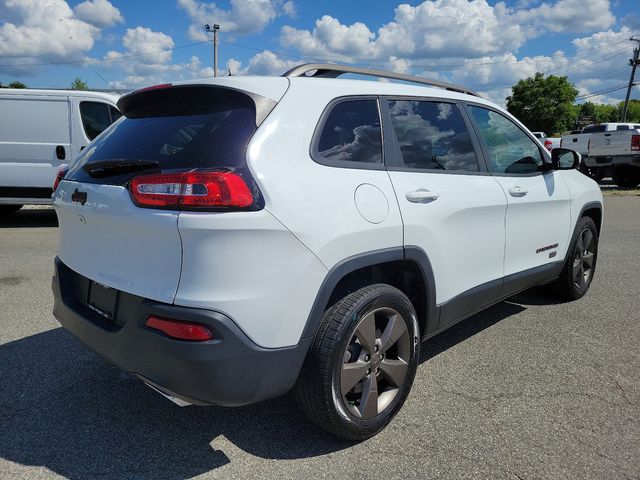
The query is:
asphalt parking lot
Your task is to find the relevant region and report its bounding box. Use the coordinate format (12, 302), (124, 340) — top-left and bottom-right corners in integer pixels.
(1, 195), (639, 480)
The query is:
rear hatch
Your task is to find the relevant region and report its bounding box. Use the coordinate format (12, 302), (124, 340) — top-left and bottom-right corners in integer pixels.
(54, 81), (283, 303)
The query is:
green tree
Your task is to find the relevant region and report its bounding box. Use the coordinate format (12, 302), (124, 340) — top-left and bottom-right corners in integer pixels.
(0, 81), (27, 88)
(617, 99), (640, 122)
(71, 77), (89, 90)
(506, 72), (578, 135)
(576, 102), (618, 124)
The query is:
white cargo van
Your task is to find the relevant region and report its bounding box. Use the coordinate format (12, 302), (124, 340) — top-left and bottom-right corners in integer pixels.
(0, 89), (121, 212)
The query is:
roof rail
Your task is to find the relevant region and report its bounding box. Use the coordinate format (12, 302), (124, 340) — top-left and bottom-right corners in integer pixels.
(282, 63), (480, 97)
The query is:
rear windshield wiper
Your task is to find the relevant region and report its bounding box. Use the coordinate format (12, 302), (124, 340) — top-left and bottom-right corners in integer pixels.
(84, 159), (160, 177)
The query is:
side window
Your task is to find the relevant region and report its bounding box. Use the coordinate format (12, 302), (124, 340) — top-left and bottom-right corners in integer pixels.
(80, 102), (118, 141)
(616, 125), (630, 131)
(316, 99), (382, 164)
(468, 106), (543, 175)
(387, 100), (480, 172)
(109, 105), (122, 123)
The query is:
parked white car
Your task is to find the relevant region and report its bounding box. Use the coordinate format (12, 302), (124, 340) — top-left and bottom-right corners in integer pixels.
(51, 64), (603, 440)
(0, 89), (120, 213)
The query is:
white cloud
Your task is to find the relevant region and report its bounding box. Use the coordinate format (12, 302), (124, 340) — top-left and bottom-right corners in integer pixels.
(377, 0), (526, 59)
(103, 28), (218, 88)
(277, 0), (618, 64)
(280, 16), (376, 62)
(226, 51), (298, 75)
(0, 0), (98, 64)
(512, 0), (615, 33)
(73, 0), (123, 28)
(279, 1), (528, 62)
(178, 0), (295, 40)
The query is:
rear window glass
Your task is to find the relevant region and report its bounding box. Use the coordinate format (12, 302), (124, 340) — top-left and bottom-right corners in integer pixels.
(315, 99), (382, 165)
(616, 125), (630, 131)
(581, 125), (606, 133)
(67, 87), (258, 184)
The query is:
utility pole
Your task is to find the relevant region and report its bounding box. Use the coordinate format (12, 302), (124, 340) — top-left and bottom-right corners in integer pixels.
(204, 24), (220, 77)
(621, 36), (640, 122)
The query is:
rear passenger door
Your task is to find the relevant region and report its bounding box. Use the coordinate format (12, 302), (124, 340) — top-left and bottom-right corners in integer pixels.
(382, 98), (508, 330)
(466, 105), (572, 280)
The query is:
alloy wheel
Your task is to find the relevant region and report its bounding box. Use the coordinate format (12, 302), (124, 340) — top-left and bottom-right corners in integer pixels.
(340, 307), (411, 419)
(572, 228), (595, 289)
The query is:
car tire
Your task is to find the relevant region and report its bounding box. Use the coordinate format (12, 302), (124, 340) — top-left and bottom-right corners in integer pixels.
(0, 205), (23, 215)
(555, 217), (598, 300)
(294, 284), (420, 440)
(612, 167), (640, 188)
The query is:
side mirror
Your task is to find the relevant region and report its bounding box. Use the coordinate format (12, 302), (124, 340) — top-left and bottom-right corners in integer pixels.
(551, 148), (581, 170)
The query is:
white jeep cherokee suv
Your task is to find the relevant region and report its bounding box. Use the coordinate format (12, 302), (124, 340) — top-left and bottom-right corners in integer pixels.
(52, 64), (602, 440)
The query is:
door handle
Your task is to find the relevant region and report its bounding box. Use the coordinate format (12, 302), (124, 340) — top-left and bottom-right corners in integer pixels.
(405, 189), (440, 203)
(55, 145), (66, 160)
(508, 186), (528, 197)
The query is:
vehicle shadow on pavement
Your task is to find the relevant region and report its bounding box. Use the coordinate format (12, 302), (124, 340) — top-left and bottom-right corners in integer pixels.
(420, 287), (565, 363)
(420, 299), (526, 363)
(0, 291), (561, 478)
(0, 208), (58, 228)
(0, 328), (351, 479)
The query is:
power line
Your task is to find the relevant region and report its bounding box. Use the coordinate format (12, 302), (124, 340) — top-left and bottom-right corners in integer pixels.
(575, 83), (631, 100)
(221, 33), (640, 72)
(0, 39), (211, 67)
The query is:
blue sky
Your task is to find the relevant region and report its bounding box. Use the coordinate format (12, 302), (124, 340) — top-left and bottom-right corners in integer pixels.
(1, 0), (638, 105)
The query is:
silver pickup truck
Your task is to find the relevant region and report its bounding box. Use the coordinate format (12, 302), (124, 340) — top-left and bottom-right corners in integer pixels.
(588, 128), (640, 188)
(562, 123), (640, 181)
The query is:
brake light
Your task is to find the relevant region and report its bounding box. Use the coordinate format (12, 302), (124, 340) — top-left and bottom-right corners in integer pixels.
(146, 315), (214, 341)
(53, 164), (69, 192)
(133, 83), (172, 94)
(129, 170), (254, 209)
(544, 139), (553, 151)
(632, 135), (640, 151)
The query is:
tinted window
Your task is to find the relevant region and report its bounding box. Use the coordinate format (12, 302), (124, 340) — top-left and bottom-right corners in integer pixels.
(616, 125), (630, 131)
(469, 106), (543, 175)
(109, 105), (122, 122)
(388, 100), (479, 172)
(67, 88), (257, 185)
(317, 99), (382, 164)
(582, 124), (606, 133)
(80, 101), (119, 140)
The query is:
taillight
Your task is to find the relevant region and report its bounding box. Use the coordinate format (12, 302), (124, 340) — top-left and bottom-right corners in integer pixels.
(129, 170), (254, 209)
(632, 135), (640, 151)
(133, 83), (172, 94)
(146, 315), (214, 341)
(544, 139), (553, 151)
(53, 164), (69, 192)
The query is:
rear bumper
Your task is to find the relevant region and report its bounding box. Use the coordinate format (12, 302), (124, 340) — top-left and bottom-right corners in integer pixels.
(52, 257), (311, 406)
(585, 156), (640, 168)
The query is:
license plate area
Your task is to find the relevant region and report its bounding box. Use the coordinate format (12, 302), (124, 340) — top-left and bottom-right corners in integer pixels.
(87, 280), (118, 322)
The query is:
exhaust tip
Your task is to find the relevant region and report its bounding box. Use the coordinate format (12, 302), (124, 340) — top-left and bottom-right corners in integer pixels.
(135, 374), (193, 407)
